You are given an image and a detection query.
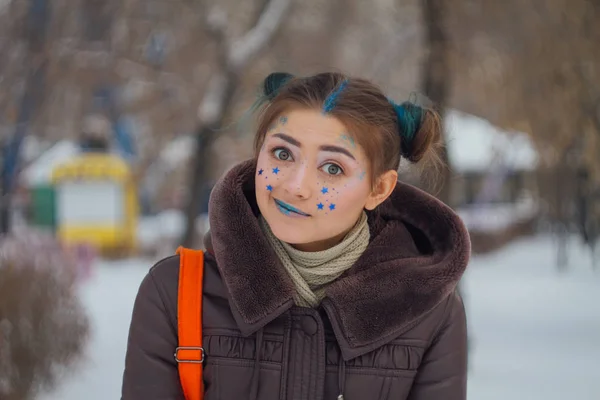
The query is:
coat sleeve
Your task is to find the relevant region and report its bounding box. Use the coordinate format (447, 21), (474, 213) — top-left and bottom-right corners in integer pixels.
(407, 290), (468, 400)
(121, 259), (185, 400)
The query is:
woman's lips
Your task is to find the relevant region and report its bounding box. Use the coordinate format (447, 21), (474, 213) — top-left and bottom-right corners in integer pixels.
(274, 199), (311, 217)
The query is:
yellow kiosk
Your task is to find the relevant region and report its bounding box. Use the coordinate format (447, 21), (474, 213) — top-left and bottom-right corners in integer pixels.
(51, 153), (138, 256)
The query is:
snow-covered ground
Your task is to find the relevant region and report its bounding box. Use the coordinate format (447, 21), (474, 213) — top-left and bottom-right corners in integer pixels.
(39, 234), (600, 400)
(463, 235), (600, 399)
(37, 258), (154, 400)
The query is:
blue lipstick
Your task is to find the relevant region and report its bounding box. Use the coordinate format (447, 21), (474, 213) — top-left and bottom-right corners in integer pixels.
(274, 199), (310, 217)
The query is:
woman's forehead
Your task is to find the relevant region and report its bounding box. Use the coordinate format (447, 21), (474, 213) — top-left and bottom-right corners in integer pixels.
(265, 109), (361, 153)
(273, 109), (344, 134)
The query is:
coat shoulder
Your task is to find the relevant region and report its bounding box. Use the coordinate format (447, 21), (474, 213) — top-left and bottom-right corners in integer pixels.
(400, 288), (467, 346)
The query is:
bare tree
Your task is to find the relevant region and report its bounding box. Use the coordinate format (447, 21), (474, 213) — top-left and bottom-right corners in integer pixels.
(421, 0), (453, 205)
(445, 0), (600, 261)
(1, 0), (51, 234)
(181, 0), (291, 248)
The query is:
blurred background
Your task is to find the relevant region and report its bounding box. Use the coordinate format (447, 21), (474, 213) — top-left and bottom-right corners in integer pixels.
(0, 0), (599, 399)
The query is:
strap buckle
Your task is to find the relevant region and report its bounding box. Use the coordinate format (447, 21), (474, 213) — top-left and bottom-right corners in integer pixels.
(174, 346), (205, 364)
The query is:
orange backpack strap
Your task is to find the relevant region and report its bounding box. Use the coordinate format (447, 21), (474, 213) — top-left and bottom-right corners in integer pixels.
(174, 246), (205, 400)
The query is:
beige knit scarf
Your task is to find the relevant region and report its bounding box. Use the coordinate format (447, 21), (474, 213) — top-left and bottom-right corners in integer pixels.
(259, 212), (370, 308)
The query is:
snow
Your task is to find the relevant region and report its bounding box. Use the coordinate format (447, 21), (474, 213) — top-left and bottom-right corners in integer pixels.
(20, 140), (79, 187)
(136, 212), (210, 257)
(19, 134), (195, 189)
(457, 196), (538, 232)
(38, 258), (153, 400)
(445, 110), (538, 173)
(39, 234), (600, 400)
(137, 210), (188, 244)
(463, 235), (600, 399)
(159, 135), (195, 169)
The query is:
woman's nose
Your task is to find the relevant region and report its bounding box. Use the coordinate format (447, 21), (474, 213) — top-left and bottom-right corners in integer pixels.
(284, 165), (313, 199)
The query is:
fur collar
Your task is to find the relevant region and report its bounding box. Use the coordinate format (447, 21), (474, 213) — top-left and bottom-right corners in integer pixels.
(207, 159), (470, 359)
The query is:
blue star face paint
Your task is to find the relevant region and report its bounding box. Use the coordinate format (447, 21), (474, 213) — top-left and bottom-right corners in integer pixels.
(268, 114), (289, 132)
(321, 187), (329, 194)
(272, 167), (280, 175)
(339, 134), (356, 149)
(317, 202), (324, 210)
(258, 168), (264, 175)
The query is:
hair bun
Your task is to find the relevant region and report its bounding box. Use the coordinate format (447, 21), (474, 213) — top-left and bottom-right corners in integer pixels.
(390, 100), (423, 159)
(264, 72), (294, 99)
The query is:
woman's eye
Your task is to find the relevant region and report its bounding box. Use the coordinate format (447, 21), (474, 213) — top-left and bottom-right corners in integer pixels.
(274, 148), (292, 161)
(321, 163), (343, 176)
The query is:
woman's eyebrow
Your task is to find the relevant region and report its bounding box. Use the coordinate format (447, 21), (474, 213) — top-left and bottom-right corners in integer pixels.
(319, 145), (356, 161)
(272, 133), (301, 148)
(271, 132), (356, 160)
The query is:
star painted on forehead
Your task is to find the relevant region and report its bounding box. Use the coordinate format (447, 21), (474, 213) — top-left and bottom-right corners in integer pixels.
(272, 167), (280, 175)
(317, 203), (324, 210)
(266, 184), (273, 191)
(279, 116), (288, 125)
(329, 203), (336, 211)
(340, 134), (356, 148)
(258, 168), (264, 175)
(321, 187), (329, 194)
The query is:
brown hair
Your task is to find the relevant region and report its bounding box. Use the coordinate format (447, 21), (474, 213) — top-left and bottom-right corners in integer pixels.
(252, 72), (443, 184)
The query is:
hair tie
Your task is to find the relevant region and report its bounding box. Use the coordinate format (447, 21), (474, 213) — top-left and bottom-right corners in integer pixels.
(264, 72), (294, 99)
(389, 100), (423, 158)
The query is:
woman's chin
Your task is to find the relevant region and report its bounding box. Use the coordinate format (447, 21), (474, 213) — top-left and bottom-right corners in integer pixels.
(270, 223), (343, 252)
(269, 222), (312, 245)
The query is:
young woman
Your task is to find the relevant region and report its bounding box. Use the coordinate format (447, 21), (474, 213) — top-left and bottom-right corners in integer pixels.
(121, 72), (470, 400)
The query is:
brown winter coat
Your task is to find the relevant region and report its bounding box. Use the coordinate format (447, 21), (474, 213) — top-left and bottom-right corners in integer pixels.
(121, 160), (471, 400)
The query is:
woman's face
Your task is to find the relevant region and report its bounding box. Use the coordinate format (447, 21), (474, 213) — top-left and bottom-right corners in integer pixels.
(256, 108), (381, 252)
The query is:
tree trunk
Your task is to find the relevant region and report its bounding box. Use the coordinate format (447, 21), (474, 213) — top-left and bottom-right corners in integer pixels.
(421, 0), (453, 206)
(181, 73), (238, 248)
(0, 0), (50, 234)
(180, 0), (291, 248)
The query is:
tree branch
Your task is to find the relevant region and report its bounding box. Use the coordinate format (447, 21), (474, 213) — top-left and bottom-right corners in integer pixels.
(182, 0), (291, 247)
(197, 71), (228, 125)
(196, 0), (291, 124)
(368, 26), (419, 78)
(205, 6), (228, 40)
(228, 0), (291, 69)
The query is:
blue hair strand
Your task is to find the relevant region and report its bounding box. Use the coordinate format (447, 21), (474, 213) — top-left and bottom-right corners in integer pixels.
(322, 79), (349, 113)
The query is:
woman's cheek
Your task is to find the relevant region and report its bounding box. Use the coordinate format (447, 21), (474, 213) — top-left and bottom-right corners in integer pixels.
(315, 181), (362, 214)
(257, 158), (292, 195)
(312, 172), (350, 214)
(319, 176), (369, 214)
(256, 153), (274, 192)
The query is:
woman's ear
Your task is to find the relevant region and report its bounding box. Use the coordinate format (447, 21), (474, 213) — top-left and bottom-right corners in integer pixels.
(364, 170), (398, 210)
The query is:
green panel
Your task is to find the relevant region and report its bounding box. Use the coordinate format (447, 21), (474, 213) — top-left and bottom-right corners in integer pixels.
(30, 185), (56, 229)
